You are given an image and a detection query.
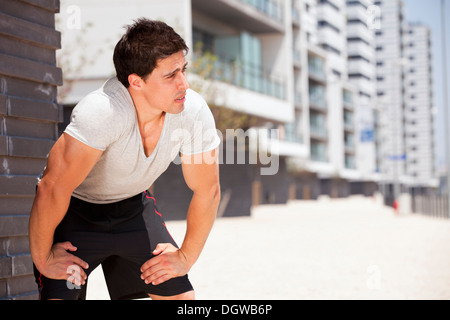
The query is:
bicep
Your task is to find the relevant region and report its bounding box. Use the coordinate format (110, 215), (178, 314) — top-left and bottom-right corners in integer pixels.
(181, 148), (220, 195)
(41, 133), (103, 194)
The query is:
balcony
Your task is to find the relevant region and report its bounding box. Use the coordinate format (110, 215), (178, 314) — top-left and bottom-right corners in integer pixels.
(309, 85), (327, 112)
(345, 155), (356, 170)
(294, 92), (302, 107)
(310, 113), (328, 141)
(345, 133), (355, 153)
(308, 56), (327, 83)
(292, 5), (300, 27)
(343, 90), (354, 110)
(293, 49), (301, 69)
(241, 0), (283, 22)
(311, 141), (328, 162)
(344, 110), (355, 132)
(192, 0), (284, 34)
(193, 53), (286, 100)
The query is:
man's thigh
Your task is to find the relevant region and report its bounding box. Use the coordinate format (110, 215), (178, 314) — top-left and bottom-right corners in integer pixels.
(101, 192), (194, 300)
(34, 231), (112, 300)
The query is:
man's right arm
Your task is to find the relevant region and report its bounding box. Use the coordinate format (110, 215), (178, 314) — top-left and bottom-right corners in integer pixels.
(29, 133), (103, 284)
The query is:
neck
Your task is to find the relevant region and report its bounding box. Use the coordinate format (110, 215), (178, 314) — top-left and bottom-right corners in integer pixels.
(128, 88), (165, 127)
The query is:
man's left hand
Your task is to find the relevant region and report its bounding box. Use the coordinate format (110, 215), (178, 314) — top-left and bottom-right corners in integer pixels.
(140, 243), (191, 286)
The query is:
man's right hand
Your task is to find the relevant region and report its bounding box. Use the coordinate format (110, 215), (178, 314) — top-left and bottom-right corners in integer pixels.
(37, 242), (89, 286)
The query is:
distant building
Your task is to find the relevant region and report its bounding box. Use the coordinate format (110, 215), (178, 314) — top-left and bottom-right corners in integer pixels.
(374, 0), (438, 199)
(404, 23), (437, 186)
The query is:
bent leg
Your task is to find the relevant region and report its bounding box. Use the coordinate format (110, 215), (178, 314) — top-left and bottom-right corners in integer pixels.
(102, 193), (194, 300)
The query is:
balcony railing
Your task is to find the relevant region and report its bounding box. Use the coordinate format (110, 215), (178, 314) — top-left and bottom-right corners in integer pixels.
(311, 142), (328, 162)
(308, 56), (326, 82)
(309, 86), (327, 110)
(310, 124), (328, 139)
(294, 92), (302, 106)
(284, 122), (303, 144)
(193, 53), (286, 100)
(267, 123), (302, 144)
(293, 49), (301, 67)
(343, 90), (354, 109)
(241, 0), (283, 23)
(345, 155), (356, 169)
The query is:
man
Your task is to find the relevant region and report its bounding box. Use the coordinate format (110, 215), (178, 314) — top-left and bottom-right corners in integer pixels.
(29, 18), (221, 300)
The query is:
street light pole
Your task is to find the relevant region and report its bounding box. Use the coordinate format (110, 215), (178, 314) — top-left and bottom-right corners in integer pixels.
(442, 0), (450, 217)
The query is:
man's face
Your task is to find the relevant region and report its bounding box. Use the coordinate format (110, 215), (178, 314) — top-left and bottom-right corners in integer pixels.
(141, 51), (190, 114)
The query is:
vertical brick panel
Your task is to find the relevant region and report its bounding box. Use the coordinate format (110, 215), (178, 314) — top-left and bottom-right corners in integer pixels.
(0, 0), (61, 300)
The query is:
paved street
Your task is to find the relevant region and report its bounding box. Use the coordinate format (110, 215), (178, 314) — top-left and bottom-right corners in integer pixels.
(86, 195), (450, 300)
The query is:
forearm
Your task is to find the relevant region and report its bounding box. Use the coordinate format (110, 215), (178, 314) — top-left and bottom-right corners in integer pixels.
(180, 187), (220, 268)
(29, 181), (71, 269)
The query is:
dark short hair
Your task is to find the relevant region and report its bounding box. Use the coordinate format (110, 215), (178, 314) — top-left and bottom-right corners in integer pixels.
(113, 18), (189, 88)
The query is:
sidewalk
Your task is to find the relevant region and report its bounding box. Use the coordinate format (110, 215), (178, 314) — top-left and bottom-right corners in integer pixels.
(86, 196), (450, 300)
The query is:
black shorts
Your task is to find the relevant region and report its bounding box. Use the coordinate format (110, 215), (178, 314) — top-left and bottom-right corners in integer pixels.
(33, 191), (193, 300)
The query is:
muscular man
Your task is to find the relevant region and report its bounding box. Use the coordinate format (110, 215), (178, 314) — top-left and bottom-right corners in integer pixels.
(29, 18), (221, 300)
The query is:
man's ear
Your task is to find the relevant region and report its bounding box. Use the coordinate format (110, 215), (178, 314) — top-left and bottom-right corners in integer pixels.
(128, 74), (145, 90)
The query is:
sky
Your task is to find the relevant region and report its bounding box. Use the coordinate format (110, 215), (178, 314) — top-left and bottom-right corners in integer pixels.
(402, 0), (450, 172)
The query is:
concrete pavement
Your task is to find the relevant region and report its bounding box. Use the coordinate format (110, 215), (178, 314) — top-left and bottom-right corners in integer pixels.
(86, 195), (450, 300)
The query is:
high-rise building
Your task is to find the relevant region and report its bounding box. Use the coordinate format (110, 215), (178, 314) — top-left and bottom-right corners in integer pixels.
(346, 0), (378, 181)
(404, 23), (437, 186)
(375, 0), (437, 199)
(375, 0), (409, 199)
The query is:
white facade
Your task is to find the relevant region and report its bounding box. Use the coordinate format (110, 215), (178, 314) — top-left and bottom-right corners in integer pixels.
(346, 0), (378, 181)
(375, 0), (408, 192)
(404, 23), (437, 186)
(375, 0), (437, 189)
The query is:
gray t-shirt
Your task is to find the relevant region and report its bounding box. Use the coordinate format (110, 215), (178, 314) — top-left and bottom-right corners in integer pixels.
(64, 77), (220, 204)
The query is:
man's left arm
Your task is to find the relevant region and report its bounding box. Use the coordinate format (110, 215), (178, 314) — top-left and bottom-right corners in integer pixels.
(140, 148), (220, 285)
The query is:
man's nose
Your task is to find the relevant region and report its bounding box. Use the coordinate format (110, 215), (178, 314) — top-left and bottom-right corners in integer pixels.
(177, 72), (189, 91)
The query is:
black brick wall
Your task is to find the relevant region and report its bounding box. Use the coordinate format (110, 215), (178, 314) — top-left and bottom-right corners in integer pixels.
(0, 0), (61, 300)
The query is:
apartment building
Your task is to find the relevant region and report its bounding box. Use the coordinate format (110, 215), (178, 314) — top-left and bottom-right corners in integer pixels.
(346, 0), (378, 181)
(316, 0), (355, 185)
(375, 0), (409, 199)
(404, 23), (437, 187)
(375, 0), (437, 200)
